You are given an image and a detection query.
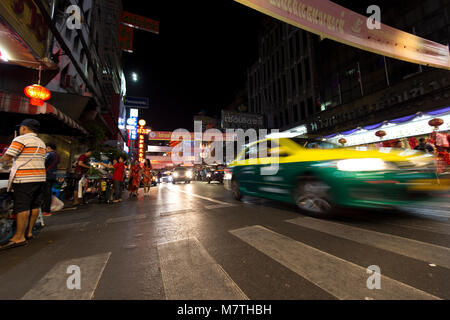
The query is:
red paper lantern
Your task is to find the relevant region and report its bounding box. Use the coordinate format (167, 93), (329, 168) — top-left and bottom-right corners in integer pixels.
(338, 138), (347, 146)
(428, 118), (444, 130)
(24, 84), (51, 106)
(375, 130), (386, 138)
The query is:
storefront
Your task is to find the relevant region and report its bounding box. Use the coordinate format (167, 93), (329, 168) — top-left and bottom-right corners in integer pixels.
(323, 107), (450, 147)
(323, 106), (450, 172)
(0, 92), (89, 174)
(0, 1), (92, 174)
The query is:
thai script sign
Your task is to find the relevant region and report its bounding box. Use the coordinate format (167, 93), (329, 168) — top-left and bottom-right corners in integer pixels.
(235, 0), (450, 70)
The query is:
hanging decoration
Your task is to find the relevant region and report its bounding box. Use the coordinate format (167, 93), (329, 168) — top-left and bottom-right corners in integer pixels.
(375, 130), (387, 139)
(24, 66), (51, 106)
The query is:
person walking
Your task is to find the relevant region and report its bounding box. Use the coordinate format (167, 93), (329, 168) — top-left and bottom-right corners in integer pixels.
(0, 119), (46, 250)
(104, 157), (126, 203)
(73, 149), (92, 206)
(128, 160), (141, 198)
(142, 159), (152, 196)
(42, 143), (60, 216)
(414, 138), (435, 153)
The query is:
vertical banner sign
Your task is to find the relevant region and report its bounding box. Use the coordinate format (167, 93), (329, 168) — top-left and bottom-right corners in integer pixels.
(120, 12), (160, 34)
(234, 0), (450, 70)
(118, 24), (134, 53)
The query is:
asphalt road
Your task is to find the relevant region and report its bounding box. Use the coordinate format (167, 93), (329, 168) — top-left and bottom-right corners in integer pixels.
(0, 182), (449, 300)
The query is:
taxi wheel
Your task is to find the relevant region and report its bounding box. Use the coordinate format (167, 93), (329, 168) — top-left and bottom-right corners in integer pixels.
(294, 177), (333, 217)
(232, 179), (243, 201)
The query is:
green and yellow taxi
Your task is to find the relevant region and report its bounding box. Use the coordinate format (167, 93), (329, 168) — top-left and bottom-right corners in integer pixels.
(224, 137), (449, 217)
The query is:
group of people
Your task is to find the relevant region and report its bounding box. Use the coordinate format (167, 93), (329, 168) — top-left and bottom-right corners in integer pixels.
(128, 159), (153, 198)
(73, 153), (154, 205)
(0, 118), (157, 251)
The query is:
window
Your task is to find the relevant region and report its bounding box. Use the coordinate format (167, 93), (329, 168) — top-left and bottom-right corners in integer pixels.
(300, 101), (306, 120)
(307, 98), (314, 116)
(305, 58), (311, 82)
(293, 105), (299, 122)
(297, 63), (303, 88)
(302, 32), (308, 49)
(291, 69), (296, 94)
(74, 35), (80, 52)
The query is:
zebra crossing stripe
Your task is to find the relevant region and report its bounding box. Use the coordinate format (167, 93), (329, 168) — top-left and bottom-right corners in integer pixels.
(287, 217), (450, 269)
(167, 185), (231, 205)
(157, 238), (248, 300)
(106, 214), (147, 224)
(44, 222), (90, 232)
(230, 225), (440, 300)
(21, 252), (111, 300)
(204, 204), (236, 210)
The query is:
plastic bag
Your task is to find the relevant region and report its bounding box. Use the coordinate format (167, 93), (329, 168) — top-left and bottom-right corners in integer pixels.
(50, 195), (64, 212)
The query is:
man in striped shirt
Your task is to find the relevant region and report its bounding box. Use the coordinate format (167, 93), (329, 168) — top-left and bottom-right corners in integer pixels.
(0, 119), (46, 250)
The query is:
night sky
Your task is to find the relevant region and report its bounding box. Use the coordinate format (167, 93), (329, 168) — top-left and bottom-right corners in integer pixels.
(122, 1), (264, 131)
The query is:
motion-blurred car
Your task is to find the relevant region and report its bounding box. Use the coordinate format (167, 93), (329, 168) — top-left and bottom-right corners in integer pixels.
(224, 137), (449, 217)
(160, 171), (173, 183)
(172, 167), (193, 184)
(206, 165), (225, 184)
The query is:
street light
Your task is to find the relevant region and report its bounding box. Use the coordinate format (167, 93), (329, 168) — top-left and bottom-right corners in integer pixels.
(131, 72), (138, 82)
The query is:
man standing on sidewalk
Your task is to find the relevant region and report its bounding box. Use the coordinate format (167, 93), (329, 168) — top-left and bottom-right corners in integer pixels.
(0, 119), (46, 250)
(42, 143), (60, 216)
(73, 149), (92, 206)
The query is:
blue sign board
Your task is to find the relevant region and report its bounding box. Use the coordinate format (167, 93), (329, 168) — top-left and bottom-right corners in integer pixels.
(124, 96), (149, 109)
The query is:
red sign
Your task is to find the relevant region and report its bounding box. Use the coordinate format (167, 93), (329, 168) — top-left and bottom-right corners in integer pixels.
(118, 24), (134, 53)
(121, 11), (160, 34)
(235, 0), (450, 70)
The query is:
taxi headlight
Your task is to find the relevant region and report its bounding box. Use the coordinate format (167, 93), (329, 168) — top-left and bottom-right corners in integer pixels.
(186, 171), (192, 178)
(337, 158), (396, 172)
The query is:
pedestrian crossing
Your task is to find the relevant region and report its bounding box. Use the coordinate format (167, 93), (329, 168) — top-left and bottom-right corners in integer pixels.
(7, 213), (450, 300)
(287, 216), (450, 269)
(21, 252), (111, 300)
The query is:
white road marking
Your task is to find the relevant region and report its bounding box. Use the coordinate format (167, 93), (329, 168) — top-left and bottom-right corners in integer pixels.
(204, 204), (236, 210)
(159, 209), (193, 216)
(402, 205), (450, 219)
(157, 238), (248, 300)
(43, 222), (90, 232)
(381, 220), (450, 236)
(167, 185), (230, 205)
(21, 252), (111, 300)
(230, 226), (440, 300)
(287, 217), (450, 269)
(106, 214), (147, 224)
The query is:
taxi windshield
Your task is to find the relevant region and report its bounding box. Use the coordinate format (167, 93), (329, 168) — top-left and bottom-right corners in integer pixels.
(288, 138), (338, 149)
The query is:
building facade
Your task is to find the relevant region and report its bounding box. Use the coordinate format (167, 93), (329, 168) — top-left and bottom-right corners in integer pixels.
(248, 0), (450, 137)
(248, 19), (318, 131)
(0, 0), (126, 172)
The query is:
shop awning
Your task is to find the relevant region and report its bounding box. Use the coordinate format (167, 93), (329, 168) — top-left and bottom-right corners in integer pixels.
(0, 92), (88, 135)
(323, 106), (450, 147)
